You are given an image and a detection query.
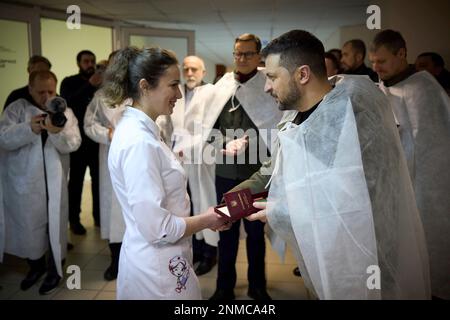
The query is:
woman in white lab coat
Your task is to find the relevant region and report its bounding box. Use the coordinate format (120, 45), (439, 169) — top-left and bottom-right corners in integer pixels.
(84, 51), (127, 281)
(84, 90), (126, 281)
(101, 47), (230, 300)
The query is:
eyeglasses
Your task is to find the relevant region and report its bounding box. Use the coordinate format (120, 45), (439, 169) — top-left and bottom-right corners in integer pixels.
(233, 51), (258, 59)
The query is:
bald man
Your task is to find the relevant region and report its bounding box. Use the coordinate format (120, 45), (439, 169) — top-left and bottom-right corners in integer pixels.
(3, 55), (52, 111)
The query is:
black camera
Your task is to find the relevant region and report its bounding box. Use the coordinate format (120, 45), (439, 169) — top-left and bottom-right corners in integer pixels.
(45, 96), (68, 128)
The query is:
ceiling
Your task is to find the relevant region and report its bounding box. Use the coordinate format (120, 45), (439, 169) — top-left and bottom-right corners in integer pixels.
(8, 0), (371, 66)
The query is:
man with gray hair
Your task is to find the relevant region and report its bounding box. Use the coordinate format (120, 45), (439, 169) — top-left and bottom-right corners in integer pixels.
(183, 56), (207, 107)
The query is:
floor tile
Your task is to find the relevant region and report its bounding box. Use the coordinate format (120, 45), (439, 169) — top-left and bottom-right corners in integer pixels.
(52, 288), (98, 300)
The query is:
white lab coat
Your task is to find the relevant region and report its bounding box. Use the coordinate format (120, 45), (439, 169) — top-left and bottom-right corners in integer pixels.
(0, 98), (81, 276)
(267, 75), (430, 299)
(109, 107), (201, 300)
(379, 71), (450, 299)
(84, 92), (126, 243)
(170, 71), (282, 245)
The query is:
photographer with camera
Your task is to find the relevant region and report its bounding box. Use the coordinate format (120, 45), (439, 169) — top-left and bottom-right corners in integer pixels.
(0, 70), (81, 294)
(61, 50), (103, 235)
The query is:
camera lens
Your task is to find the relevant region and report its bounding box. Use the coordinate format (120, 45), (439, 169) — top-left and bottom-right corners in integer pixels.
(50, 112), (67, 128)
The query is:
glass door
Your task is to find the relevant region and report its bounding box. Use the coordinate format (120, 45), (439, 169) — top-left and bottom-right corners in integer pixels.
(0, 18), (30, 112)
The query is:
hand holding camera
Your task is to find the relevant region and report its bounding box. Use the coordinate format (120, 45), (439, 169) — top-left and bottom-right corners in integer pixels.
(30, 114), (46, 134)
(32, 96), (68, 134)
(41, 114), (64, 134)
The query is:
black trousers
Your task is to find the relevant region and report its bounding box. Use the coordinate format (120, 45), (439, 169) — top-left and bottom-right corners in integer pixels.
(68, 143), (100, 225)
(215, 175), (266, 291)
(109, 242), (121, 268)
(193, 237), (217, 259)
(27, 238), (60, 277)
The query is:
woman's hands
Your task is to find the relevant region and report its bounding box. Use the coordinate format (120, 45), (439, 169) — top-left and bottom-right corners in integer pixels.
(204, 207), (232, 232)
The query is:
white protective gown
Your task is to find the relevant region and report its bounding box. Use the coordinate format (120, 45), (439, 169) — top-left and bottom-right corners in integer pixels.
(159, 84), (219, 246)
(84, 92), (126, 243)
(379, 71), (450, 299)
(170, 71), (282, 245)
(108, 107), (201, 300)
(0, 98), (81, 276)
(267, 75), (430, 299)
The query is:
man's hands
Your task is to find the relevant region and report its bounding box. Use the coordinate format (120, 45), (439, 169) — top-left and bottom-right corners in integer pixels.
(30, 114), (64, 135)
(30, 114), (46, 134)
(246, 201), (268, 223)
(42, 115), (64, 134)
(221, 135), (249, 156)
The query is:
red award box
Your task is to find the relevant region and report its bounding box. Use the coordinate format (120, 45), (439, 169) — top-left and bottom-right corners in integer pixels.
(214, 188), (268, 221)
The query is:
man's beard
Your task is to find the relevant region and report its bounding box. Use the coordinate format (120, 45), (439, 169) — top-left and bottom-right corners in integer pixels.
(185, 78), (198, 90)
(278, 79), (301, 111)
(80, 67), (95, 78)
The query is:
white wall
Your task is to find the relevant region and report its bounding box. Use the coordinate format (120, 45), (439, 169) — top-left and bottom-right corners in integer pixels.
(377, 0), (450, 66)
(198, 55), (215, 84)
(340, 24), (380, 65)
(0, 19), (29, 112)
(323, 29), (341, 52)
(41, 18), (113, 94)
(322, 0), (450, 68)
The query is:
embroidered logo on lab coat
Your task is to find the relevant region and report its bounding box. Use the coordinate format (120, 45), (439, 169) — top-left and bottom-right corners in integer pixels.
(169, 256), (190, 293)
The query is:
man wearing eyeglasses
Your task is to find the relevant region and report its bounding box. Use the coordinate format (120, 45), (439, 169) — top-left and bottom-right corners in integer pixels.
(193, 33), (282, 301)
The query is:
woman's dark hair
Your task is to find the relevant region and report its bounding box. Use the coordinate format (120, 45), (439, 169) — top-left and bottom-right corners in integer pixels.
(102, 46), (178, 106)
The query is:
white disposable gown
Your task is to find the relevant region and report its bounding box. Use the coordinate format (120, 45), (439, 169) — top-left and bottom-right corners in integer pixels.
(84, 92), (126, 243)
(0, 98), (81, 276)
(159, 84), (220, 246)
(267, 75), (430, 299)
(175, 71), (282, 244)
(379, 71), (450, 299)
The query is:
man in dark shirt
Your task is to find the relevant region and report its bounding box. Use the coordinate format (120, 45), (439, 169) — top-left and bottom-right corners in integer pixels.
(208, 34), (277, 301)
(341, 39), (378, 82)
(3, 55), (52, 111)
(415, 52), (450, 95)
(60, 50), (103, 235)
